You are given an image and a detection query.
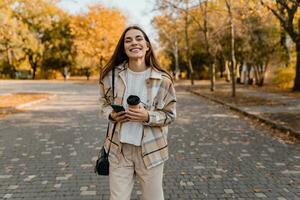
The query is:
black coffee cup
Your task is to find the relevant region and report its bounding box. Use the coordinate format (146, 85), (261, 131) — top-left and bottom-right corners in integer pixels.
(127, 95), (141, 106)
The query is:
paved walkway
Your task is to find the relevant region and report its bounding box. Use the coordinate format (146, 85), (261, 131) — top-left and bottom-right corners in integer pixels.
(186, 80), (300, 114)
(0, 81), (300, 199)
(177, 80), (300, 137)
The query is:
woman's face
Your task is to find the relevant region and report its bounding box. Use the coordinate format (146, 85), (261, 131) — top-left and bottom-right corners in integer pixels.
(124, 29), (149, 60)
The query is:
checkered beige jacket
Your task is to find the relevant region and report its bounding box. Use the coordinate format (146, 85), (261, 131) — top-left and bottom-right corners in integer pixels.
(99, 62), (176, 169)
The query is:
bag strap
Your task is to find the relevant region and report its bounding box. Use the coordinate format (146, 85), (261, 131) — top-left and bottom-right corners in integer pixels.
(105, 66), (115, 138)
(106, 67), (116, 156)
(112, 66), (115, 103)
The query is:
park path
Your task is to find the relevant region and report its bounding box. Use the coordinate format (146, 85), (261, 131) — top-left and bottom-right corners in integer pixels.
(0, 81), (299, 199)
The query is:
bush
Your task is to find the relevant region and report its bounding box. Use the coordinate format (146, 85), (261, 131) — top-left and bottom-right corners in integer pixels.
(273, 66), (295, 88)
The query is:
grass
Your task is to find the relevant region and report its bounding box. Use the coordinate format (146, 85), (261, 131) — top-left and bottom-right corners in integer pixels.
(0, 93), (50, 118)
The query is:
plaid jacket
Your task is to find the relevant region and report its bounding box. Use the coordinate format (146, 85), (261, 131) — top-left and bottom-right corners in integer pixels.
(99, 62), (176, 169)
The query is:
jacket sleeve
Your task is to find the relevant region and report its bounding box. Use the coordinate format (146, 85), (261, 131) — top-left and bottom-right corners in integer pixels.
(99, 79), (115, 122)
(143, 79), (176, 127)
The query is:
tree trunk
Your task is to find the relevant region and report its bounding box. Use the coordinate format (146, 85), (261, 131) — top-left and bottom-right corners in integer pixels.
(210, 63), (215, 91)
(188, 59), (194, 85)
(279, 7), (289, 67)
(174, 34), (180, 80)
(184, 0), (194, 85)
(202, 0), (214, 91)
(218, 56), (225, 78)
(32, 65), (36, 80)
(225, 61), (231, 82)
(257, 64), (264, 87)
(230, 60), (236, 97)
(28, 54), (37, 80)
(6, 47), (15, 78)
(280, 28), (290, 67)
(293, 42), (300, 91)
(257, 60), (269, 87)
(226, 0), (236, 97)
(236, 62), (241, 83)
(253, 65), (259, 85)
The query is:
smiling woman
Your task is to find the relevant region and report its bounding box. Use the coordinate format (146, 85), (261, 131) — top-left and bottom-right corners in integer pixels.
(124, 29), (149, 62)
(98, 26), (176, 200)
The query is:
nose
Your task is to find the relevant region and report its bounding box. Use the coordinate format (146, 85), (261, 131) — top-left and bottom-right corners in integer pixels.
(131, 40), (138, 45)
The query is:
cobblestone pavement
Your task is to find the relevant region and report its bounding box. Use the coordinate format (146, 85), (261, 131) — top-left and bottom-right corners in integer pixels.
(188, 80), (300, 115)
(0, 81), (300, 199)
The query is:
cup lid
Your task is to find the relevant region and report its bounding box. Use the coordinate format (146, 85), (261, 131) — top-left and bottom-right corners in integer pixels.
(127, 95), (140, 105)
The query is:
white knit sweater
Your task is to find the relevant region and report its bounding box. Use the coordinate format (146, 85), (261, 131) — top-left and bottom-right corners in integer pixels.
(120, 67), (151, 146)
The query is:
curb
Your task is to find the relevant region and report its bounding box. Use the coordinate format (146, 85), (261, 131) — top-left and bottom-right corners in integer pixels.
(16, 94), (57, 109)
(187, 88), (300, 140)
(0, 94), (56, 114)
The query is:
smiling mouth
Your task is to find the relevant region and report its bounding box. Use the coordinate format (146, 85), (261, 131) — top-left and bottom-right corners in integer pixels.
(129, 48), (142, 52)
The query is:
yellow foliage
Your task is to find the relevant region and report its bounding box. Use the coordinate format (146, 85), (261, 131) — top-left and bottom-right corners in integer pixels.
(181, 71), (188, 79)
(70, 4), (126, 71)
(273, 66), (295, 89)
(156, 51), (172, 71)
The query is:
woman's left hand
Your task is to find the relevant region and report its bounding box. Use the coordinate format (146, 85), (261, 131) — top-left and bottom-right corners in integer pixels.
(126, 106), (149, 122)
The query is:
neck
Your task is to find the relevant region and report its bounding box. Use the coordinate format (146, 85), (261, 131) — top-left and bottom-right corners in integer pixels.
(128, 58), (147, 72)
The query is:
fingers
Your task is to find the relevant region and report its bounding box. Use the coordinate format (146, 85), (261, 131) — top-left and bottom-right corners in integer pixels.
(128, 107), (145, 112)
(126, 110), (143, 118)
(126, 109), (147, 122)
(111, 111), (127, 122)
(111, 109), (147, 122)
(117, 116), (129, 122)
(116, 111), (126, 117)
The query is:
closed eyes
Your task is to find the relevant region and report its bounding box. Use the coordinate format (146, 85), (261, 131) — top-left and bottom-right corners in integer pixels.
(125, 35), (144, 42)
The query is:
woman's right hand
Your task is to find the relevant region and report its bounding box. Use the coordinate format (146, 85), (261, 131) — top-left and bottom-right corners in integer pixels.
(110, 111), (128, 122)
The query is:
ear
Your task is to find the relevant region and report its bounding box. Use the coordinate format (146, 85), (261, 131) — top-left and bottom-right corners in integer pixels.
(146, 42), (150, 51)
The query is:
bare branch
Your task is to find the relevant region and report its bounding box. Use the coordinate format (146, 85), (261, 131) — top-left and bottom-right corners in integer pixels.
(261, 0), (299, 42)
(260, 0), (286, 25)
(276, 0), (290, 10)
(159, 0), (204, 31)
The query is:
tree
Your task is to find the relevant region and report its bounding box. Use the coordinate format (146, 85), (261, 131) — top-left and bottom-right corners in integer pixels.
(225, 0), (237, 97)
(42, 15), (76, 77)
(12, 0), (67, 79)
(211, 0), (281, 87)
(202, 1), (216, 91)
(155, 0), (195, 85)
(183, 0), (195, 85)
(70, 4), (126, 74)
(0, 0), (34, 78)
(241, 9), (280, 86)
(152, 14), (180, 80)
(261, 0), (300, 91)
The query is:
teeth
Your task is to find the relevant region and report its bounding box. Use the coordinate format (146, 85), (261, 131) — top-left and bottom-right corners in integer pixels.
(130, 48), (141, 52)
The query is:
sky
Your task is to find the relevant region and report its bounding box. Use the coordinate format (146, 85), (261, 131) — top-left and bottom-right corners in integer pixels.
(58, 0), (157, 39)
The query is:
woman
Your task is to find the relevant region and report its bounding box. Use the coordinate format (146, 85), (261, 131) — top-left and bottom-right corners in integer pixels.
(99, 25), (176, 200)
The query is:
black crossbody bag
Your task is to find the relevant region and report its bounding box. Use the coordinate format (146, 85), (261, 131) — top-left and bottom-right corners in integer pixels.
(94, 67), (117, 176)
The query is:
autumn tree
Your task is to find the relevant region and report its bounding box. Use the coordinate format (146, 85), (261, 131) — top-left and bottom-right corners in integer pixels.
(152, 14), (180, 80)
(206, 0), (281, 89)
(260, 0), (300, 91)
(0, 0), (35, 78)
(238, 1), (280, 86)
(41, 15), (76, 77)
(0, 1), (128, 79)
(155, 0), (196, 85)
(70, 4), (126, 74)
(12, 0), (71, 79)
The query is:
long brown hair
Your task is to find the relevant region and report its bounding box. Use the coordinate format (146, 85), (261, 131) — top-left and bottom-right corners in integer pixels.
(100, 25), (172, 81)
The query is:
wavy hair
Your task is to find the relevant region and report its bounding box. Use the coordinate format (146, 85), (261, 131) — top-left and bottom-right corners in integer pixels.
(100, 25), (172, 81)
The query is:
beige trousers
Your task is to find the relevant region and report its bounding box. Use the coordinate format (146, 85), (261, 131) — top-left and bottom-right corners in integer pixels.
(108, 143), (164, 200)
